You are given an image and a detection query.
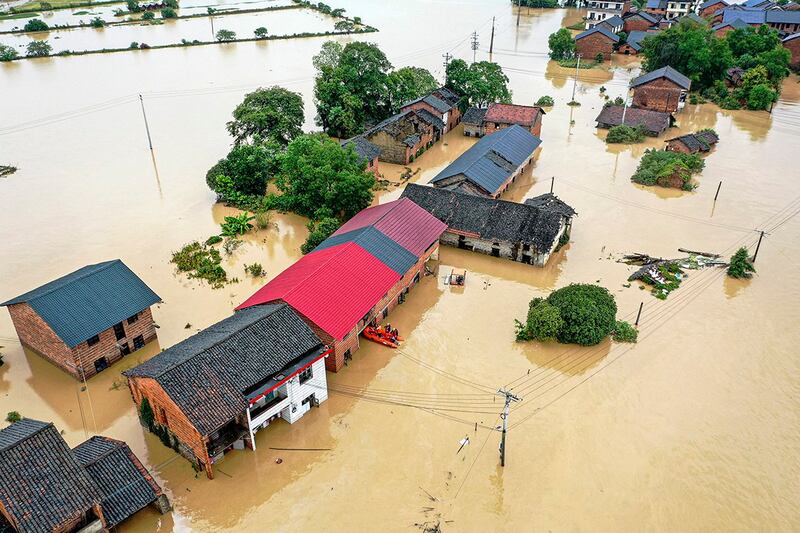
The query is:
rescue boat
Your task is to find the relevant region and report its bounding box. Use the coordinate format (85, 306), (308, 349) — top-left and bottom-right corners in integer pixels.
(362, 326), (400, 348)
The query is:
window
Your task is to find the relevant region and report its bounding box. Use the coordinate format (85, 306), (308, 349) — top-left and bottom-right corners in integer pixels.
(87, 335), (100, 347)
(127, 313), (139, 325)
(299, 366), (313, 384)
(94, 357), (108, 373)
(382, 307), (389, 319)
(133, 335), (145, 350)
(113, 322), (126, 341)
(120, 343), (131, 356)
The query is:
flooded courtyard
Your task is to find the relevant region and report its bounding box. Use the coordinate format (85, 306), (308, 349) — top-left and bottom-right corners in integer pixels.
(1, 0), (800, 531)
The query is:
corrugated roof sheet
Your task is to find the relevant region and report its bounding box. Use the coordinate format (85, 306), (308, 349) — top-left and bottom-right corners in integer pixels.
(316, 226), (418, 275)
(126, 304), (323, 435)
(237, 244), (400, 341)
(1, 260), (160, 348)
(631, 66), (691, 89)
(430, 125), (542, 196)
(0, 419), (101, 533)
(73, 437), (162, 528)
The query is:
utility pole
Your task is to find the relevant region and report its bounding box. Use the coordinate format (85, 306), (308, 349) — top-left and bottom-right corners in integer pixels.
(489, 16), (495, 57)
(470, 31), (479, 64)
(517, 0), (522, 26)
(550, 176), (554, 193)
(621, 88), (630, 124)
(752, 230), (765, 262)
(714, 180), (723, 202)
(442, 52), (453, 83)
(570, 54), (581, 103)
(635, 301), (644, 327)
(497, 389), (521, 467)
(210, 15), (215, 39)
(139, 94), (153, 151)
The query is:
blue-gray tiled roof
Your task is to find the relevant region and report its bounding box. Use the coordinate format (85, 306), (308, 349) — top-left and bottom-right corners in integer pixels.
(625, 30), (657, 51)
(1, 260), (160, 348)
(713, 17), (750, 30)
(430, 125), (542, 196)
(0, 259), (161, 348)
(575, 25), (621, 42)
(631, 65), (691, 89)
(342, 136), (381, 162)
(315, 226), (418, 275)
(722, 6), (767, 24)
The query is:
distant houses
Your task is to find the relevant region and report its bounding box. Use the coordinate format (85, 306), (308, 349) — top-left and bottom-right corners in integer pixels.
(623, 11), (661, 32)
(718, 4), (800, 33)
(618, 30), (659, 54)
(462, 102), (545, 138)
(665, 130), (719, 153)
(595, 106), (674, 136)
(400, 87), (462, 133)
(430, 125), (542, 199)
(237, 198), (446, 372)
(0, 419), (170, 532)
(630, 66), (692, 113)
(0, 260), (160, 380)
(401, 184), (575, 267)
(585, 0), (630, 29)
(574, 26), (620, 61)
(699, 0), (730, 20)
(125, 303), (330, 479)
(462, 106), (488, 137)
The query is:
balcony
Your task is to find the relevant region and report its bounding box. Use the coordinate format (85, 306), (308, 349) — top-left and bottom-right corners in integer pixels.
(249, 395), (290, 428)
(207, 422), (248, 459)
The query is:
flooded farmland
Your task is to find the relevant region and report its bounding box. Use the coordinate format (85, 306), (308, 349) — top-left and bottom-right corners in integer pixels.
(2, 0), (800, 531)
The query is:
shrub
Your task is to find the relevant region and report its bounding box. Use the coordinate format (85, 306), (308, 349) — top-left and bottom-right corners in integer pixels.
(631, 149), (704, 189)
(535, 95), (554, 106)
(595, 52), (604, 63)
(164, 0), (179, 7)
(244, 263), (265, 277)
(23, 18), (48, 31)
(205, 235), (223, 246)
(126, 0), (141, 12)
(548, 28), (575, 60)
(719, 95), (741, 109)
(171, 241), (228, 288)
(606, 124), (645, 144)
(746, 83), (776, 110)
(301, 217), (340, 254)
(215, 29), (236, 41)
(26, 40), (51, 57)
(612, 320), (638, 343)
(139, 398), (155, 429)
(0, 45), (18, 62)
(547, 284), (617, 346)
(254, 210), (272, 230)
(160, 7), (176, 18)
(222, 237), (243, 256)
(89, 17), (105, 27)
(220, 212), (254, 236)
(129, 41), (139, 48)
(6, 411), (22, 423)
(254, 26), (268, 38)
(604, 96), (625, 107)
(141, 11), (154, 20)
(525, 300), (564, 341)
(727, 247), (755, 279)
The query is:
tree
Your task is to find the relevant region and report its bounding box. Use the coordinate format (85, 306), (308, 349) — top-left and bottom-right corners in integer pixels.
(301, 217), (341, 254)
(0, 44), (18, 62)
(206, 142), (280, 197)
(215, 29), (236, 41)
(89, 17), (105, 27)
(387, 66), (438, 112)
(445, 59), (511, 109)
(334, 20), (355, 31)
(735, 65), (777, 110)
(254, 26), (268, 38)
(163, 0), (179, 7)
(161, 7), (177, 18)
(5, 411), (22, 423)
(546, 284), (617, 346)
(747, 83), (776, 110)
(727, 26), (789, 84)
(727, 247), (755, 279)
(23, 18), (49, 32)
(226, 86), (304, 146)
(26, 40), (52, 57)
(548, 28), (575, 60)
(126, 0), (141, 12)
(535, 95), (554, 106)
(142, 11), (155, 20)
(313, 41), (393, 137)
(274, 133), (375, 220)
(523, 299), (564, 341)
(641, 21), (732, 89)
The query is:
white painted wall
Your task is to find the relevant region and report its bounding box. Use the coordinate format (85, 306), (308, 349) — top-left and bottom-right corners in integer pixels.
(280, 358), (328, 424)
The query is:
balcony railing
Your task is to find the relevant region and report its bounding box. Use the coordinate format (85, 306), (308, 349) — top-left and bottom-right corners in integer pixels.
(249, 395), (289, 422)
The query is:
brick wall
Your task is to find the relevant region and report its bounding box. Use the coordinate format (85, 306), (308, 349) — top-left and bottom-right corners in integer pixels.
(483, 115), (542, 138)
(784, 38), (800, 69)
(6, 302), (78, 377)
(366, 157), (380, 177)
(623, 17), (654, 32)
(699, 3), (725, 17)
(127, 376), (213, 478)
(575, 32), (616, 61)
(632, 78), (685, 113)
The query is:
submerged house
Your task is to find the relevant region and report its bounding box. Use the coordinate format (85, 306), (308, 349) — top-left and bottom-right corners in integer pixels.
(124, 303), (330, 479)
(237, 198), (446, 373)
(595, 105), (674, 136)
(401, 184), (575, 267)
(665, 130), (719, 153)
(0, 260), (160, 380)
(342, 136), (382, 176)
(574, 26), (620, 61)
(630, 66), (692, 113)
(361, 110), (439, 165)
(430, 125), (542, 199)
(0, 419), (170, 533)
(462, 106), (489, 137)
(400, 87), (462, 133)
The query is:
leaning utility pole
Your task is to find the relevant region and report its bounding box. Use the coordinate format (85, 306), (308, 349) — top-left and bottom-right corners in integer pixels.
(489, 16), (495, 57)
(517, 0), (522, 26)
(442, 52), (453, 83)
(470, 31), (479, 63)
(570, 54), (581, 103)
(497, 389), (521, 467)
(621, 88), (630, 124)
(138, 94), (153, 151)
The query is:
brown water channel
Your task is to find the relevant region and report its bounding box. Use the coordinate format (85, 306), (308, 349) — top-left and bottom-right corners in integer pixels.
(1, 1), (799, 531)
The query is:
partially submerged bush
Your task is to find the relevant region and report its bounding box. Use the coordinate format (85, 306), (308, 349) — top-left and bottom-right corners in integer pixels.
(727, 247), (756, 279)
(220, 212), (254, 237)
(631, 149), (704, 190)
(535, 95), (554, 107)
(606, 124), (645, 144)
(244, 263), (265, 277)
(612, 320), (638, 343)
(6, 411), (22, 423)
(171, 241), (229, 288)
(205, 235), (223, 246)
(301, 217), (340, 254)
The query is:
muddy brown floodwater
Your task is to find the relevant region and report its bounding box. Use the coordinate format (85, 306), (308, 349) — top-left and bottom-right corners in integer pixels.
(2, 0), (800, 531)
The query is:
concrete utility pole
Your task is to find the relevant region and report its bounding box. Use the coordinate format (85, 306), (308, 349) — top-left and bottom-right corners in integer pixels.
(489, 16), (495, 57)
(517, 0), (522, 26)
(570, 54), (581, 103)
(139, 94), (153, 151)
(497, 389), (521, 467)
(753, 230), (765, 262)
(471, 31), (479, 63)
(714, 180), (723, 202)
(621, 88), (630, 124)
(442, 52), (453, 83)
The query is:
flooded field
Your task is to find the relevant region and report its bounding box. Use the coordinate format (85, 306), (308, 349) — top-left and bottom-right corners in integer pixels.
(2, 0), (800, 531)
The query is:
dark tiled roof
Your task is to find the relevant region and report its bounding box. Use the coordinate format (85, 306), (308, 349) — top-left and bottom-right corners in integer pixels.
(766, 9), (800, 22)
(575, 26), (621, 42)
(73, 437), (162, 528)
(433, 86), (460, 105)
(631, 66), (691, 90)
(722, 6), (767, 23)
(1, 260), (160, 348)
(625, 10), (660, 23)
(402, 88), (458, 113)
(700, 0), (728, 9)
(595, 105), (673, 134)
(666, 130), (719, 152)
(678, 12), (707, 24)
(646, 0), (668, 9)
(625, 30), (658, 51)
(462, 107), (488, 125)
(0, 420), (100, 533)
(713, 17), (750, 30)
(784, 31), (800, 42)
(524, 193), (578, 217)
(342, 136), (381, 162)
(430, 125), (542, 196)
(401, 184), (572, 253)
(599, 14), (624, 27)
(125, 304), (324, 436)
(414, 108), (445, 132)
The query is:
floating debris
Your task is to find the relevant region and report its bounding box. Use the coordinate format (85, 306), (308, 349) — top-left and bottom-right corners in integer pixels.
(620, 250), (726, 299)
(0, 166), (18, 178)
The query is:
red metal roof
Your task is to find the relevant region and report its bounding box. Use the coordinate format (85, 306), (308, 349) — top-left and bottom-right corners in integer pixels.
(334, 198), (447, 257)
(236, 242), (400, 341)
(484, 103), (543, 127)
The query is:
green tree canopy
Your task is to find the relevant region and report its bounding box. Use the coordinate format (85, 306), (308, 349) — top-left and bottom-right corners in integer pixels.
(445, 59), (512, 109)
(23, 18), (49, 32)
(641, 21), (732, 89)
(727, 247), (756, 279)
(226, 86), (304, 146)
(274, 133), (375, 220)
(548, 28), (575, 60)
(215, 29), (236, 41)
(206, 142), (281, 197)
(26, 40), (52, 57)
(313, 41), (393, 137)
(546, 284), (617, 346)
(254, 26), (268, 38)
(387, 66), (438, 112)
(301, 217), (341, 254)
(0, 45), (18, 62)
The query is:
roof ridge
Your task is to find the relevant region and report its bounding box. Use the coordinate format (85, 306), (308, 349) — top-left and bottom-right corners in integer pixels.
(75, 436), (125, 466)
(3, 260), (120, 306)
(0, 420), (54, 452)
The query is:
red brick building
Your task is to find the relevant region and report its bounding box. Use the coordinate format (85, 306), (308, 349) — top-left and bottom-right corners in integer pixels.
(623, 11), (660, 32)
(630, 65), (692, 113)
(1, 260), (160, 380)
(783, 32), (800, 69)
(698, 0), (729, 18)
(711, 17), (748, 36)
(482, 103), (545, 137)
(237, 198), (447, 372)
(400, 87), (462, 133)
(574, 26), (621, 61)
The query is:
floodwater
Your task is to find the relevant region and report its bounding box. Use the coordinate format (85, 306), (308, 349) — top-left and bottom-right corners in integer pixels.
(2, 0), (800, 531)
